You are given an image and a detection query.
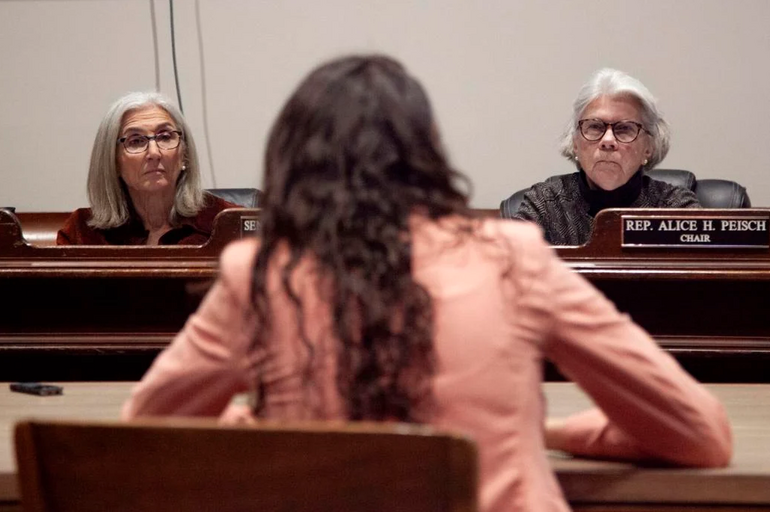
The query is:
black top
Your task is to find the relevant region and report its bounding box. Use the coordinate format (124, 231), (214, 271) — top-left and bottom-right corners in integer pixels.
(510, 170), (701, 246)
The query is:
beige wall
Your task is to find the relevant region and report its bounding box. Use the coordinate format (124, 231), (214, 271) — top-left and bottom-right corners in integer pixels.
(1, 0), (769, 211)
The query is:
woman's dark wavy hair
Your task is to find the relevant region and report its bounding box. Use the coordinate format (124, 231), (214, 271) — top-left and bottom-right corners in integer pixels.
(252, 55), (471, 422)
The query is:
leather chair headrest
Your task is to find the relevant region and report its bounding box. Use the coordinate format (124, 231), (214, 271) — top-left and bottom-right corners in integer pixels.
(695, 179), (752, 208)
(646, 169), (697, 191)
(207, 188), (261, 208)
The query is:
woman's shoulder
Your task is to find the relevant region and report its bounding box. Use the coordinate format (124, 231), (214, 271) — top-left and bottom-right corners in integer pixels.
(513, 173), (582, 218)
(216, 237), (261, 290)
(414, 215), (549, 252)
(480, 217), (551, 251)
(417, 216), (552, 268)
(64, 207), (93, 223)
(210, 238), (260, 305)
(643, 176), (701, 207)
(220, 238), (260, 274)
(189, 193), (241, 232)
(453, 218), (559, 292)
(526, 172), (580, 197)
(57, 208), (101, 245)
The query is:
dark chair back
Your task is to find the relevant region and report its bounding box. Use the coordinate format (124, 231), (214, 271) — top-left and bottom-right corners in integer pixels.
(695, 179), (752, 208)
(15, 418), (478, 512)
(500, 187), (528, 218)
(646, 168), (697, 191)
(207, 188), (261, 208)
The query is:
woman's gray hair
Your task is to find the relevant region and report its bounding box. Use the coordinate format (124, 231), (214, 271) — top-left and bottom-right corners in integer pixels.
(87, 91), (205, 229)
(559, 68), (670, 171)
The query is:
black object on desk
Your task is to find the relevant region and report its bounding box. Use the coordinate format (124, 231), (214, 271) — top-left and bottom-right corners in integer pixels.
(10, 383), (63, 396)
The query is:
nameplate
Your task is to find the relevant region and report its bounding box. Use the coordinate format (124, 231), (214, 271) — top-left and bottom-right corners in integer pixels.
(622, 215), (770, 248)
(240, 216), (260, 238)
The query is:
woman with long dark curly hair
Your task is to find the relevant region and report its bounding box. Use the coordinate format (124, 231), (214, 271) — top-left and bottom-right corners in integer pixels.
(124, 55), (731, 512)
(250, 55), (471, 422)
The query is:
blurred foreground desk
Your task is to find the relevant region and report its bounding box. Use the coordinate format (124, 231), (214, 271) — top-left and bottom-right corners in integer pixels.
(0, 382), (132, 512)
(0, 209), (259, 381)
(557, 209), (770, 383)
(0, 382), (767, 512)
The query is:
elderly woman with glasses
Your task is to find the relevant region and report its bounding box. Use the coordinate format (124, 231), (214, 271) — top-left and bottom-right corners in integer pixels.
(504, 68), (699, 246)
(57, 91), (236, 245)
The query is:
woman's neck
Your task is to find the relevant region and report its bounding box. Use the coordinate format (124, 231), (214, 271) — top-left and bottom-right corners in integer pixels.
(578, 168), (643, 217)
(127, 189), (175, 233)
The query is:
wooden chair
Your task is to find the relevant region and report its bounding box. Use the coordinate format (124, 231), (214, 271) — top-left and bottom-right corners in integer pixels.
(15, 418), (478, 512)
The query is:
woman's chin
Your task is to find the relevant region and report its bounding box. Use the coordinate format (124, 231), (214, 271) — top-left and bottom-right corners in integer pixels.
(589, 170), (628, 192)
(137, 178), (174, 195)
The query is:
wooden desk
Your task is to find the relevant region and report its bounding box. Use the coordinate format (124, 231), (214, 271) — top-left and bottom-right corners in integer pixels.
(0, 382), (767, 511)
(555, 209), (770, 383)
(0, 382), (133, 511)
(4, 208), (770, 382)
(14, 212), (70, 246)
(0, 209), (259, 380)
(547, 384), (770, 511)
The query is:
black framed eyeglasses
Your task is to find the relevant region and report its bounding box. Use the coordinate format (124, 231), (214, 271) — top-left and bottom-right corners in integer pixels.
(118, 130), (183, 154)
(577, 119), (649, 143)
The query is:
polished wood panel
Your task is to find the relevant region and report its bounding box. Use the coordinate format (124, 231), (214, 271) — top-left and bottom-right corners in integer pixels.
(0, 209), (257, 380)
(14, 213), (69, 247)
(552, 209), (770, 382)
(0, 208), (251, 259)
(5, 208), (770, 381)
(0, 382), (767, 511)
(14, 209), (498, 246)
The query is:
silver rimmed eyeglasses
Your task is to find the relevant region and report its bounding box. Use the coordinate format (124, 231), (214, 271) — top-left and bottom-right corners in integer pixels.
(118, 130), (183, 154)
(578, 119), (649, 143)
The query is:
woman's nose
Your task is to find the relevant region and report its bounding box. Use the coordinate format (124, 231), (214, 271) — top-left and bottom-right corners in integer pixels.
(145, 139), (162, 158)
(600, 127), (618, 150)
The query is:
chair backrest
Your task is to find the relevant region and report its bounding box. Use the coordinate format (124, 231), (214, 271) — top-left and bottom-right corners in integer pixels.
(695, 179), (752, 208)
(15, 419), (478, 512)
(207, 188), (261, 208)
(500, 187), (529, 218)
(648, 170), (752, 208)
(646, 168), (697, 191)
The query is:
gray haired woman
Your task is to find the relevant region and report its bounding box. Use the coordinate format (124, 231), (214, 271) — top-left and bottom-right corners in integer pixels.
(504, 68), (699, 246)
(57, 91), (236, 245)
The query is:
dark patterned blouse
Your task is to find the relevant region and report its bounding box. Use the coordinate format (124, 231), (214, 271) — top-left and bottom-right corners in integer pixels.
(508, 170), (700, 246)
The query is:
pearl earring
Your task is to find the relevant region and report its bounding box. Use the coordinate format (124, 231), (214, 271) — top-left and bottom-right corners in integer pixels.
(643, 159), (649, 166)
